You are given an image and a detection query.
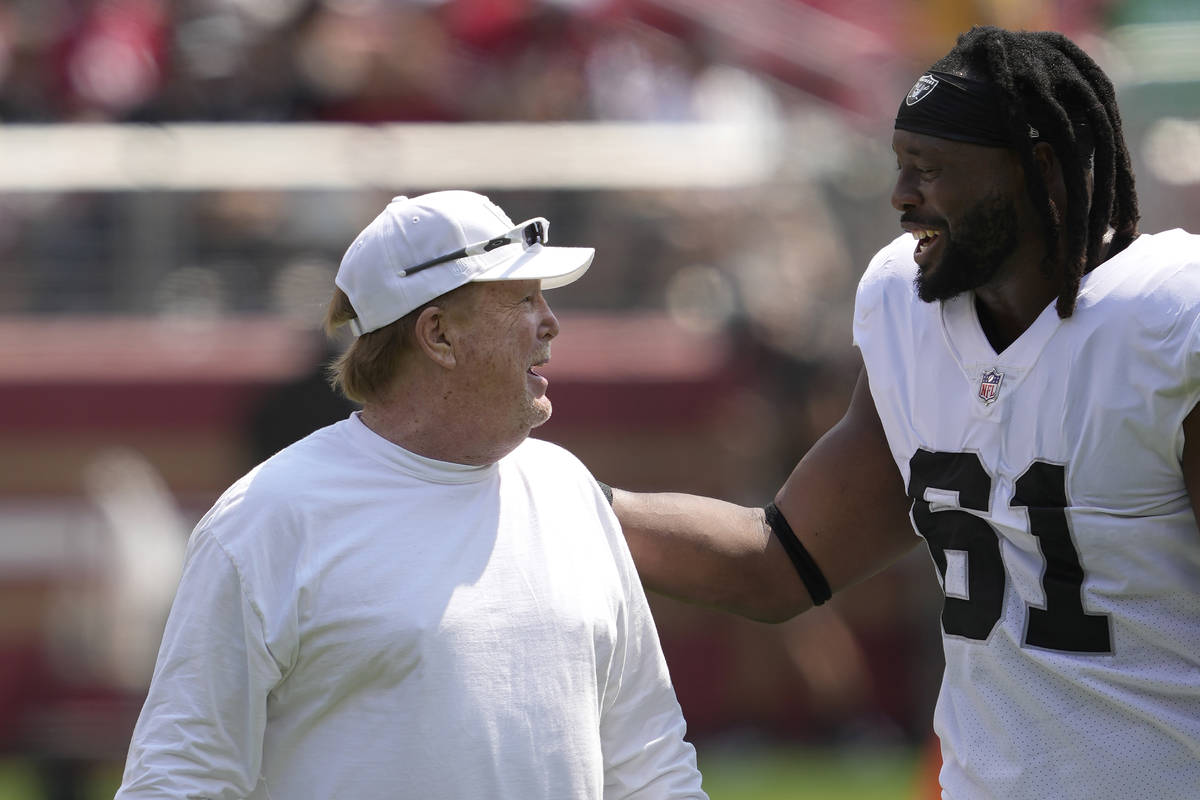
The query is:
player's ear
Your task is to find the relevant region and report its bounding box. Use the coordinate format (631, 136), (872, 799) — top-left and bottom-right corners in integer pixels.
(413, 304), (456, 369)
(1034, 141), (1065, 191)
(1033, 140), (1072, 217)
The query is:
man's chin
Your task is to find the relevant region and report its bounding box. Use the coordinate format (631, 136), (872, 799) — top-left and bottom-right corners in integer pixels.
(528, 399), (553, 429)
(915, 283), (952, 303)
(914, 272), (958, 303)
(914, 255), (982, 303)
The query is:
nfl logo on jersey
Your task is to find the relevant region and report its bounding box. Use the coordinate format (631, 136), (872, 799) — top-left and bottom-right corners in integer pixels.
(978, 368), (1004, 405)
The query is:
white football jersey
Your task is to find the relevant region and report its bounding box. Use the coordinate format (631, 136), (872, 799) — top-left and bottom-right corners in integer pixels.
(854, 230), (1200, 800)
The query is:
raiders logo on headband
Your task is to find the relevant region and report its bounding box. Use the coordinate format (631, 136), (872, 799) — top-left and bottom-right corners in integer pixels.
(906, 74), (939, 106)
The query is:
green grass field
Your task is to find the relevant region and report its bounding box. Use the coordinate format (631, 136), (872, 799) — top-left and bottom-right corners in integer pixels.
(699, 746), (921, 799)
(1, 745), (921, 800)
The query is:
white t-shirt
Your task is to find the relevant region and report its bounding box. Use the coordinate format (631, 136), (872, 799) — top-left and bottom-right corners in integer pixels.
(117, 413), (707, 800)
(854, 231), (1200, 800)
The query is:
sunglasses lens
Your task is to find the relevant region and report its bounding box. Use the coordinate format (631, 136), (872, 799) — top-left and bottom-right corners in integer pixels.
(523, 221), (545, 247)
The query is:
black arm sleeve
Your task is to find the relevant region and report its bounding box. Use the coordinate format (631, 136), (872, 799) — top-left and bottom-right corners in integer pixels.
(764, 502), (831, 606)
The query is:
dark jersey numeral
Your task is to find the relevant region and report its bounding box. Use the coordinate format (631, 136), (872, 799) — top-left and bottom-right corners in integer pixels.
(909, 450), (1004, 641)
(908, 450), (1112, 654)
(1011, 462), (1112, 652)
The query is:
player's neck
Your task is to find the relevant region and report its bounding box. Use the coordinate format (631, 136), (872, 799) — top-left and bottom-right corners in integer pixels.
(973, 272), (1060, 353)
(972, 232), (1070, 353)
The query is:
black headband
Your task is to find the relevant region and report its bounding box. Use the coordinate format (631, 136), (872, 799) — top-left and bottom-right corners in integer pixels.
(895, 70), (1030, 148)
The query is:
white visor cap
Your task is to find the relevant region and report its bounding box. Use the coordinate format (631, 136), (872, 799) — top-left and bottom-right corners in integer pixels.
(335, 191), (595, 335)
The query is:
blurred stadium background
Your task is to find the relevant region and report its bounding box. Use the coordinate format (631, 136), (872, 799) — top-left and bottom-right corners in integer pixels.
(1, 0), (1198, 797)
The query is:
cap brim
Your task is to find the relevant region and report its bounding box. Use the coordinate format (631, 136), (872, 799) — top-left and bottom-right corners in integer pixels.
(470, 244), (594, 290)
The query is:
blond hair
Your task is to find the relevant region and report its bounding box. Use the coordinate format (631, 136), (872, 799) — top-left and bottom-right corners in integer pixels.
(324, 285), (477, 404)
(323, 288), (415, 405)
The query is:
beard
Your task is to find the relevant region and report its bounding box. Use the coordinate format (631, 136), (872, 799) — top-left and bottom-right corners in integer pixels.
(914, 190), (1020, 303)
(525, 393), (553, 429)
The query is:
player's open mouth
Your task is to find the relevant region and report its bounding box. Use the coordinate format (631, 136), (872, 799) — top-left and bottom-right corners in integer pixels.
(913, 229), (940, 254)
(912, 228), (942, 265)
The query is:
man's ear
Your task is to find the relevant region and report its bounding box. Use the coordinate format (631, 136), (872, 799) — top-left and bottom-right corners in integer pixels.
(1033, 140), (1072, 218)
(413, 305), (456, 369)
(1034, 141), (1064, 190)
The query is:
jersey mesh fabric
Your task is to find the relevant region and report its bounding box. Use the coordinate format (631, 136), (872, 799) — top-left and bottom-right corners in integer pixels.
(854, 230), (1200, 800)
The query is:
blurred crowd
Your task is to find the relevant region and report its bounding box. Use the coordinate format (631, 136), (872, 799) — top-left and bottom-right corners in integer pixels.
(0, 0), (863, 124)
(0, 0), (1141, 125)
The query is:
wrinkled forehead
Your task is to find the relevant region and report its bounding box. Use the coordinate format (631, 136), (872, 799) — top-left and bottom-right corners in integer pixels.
(460, 278), (542, 308)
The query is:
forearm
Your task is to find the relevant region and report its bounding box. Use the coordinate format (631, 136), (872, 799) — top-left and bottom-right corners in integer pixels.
(611, 370), (921, 622)
(612, 488), (813, 622)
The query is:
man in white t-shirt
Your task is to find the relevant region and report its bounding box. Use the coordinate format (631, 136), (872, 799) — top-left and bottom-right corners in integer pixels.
(116, 190), (707, 800)
(605, 26), (1200, 800)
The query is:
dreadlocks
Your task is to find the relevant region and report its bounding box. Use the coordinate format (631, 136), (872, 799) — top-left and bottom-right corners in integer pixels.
(931, 26), (1140, 318)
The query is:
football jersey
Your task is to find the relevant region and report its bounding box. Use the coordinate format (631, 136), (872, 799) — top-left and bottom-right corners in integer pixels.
(853, 230), (1200, 800)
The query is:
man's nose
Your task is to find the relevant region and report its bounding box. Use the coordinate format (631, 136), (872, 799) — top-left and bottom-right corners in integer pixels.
(891, 170), (921, 212)
(537, 292), (559, 340)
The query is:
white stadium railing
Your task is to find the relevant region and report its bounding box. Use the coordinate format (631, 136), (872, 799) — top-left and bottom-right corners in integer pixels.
(0, 120), (839, 192)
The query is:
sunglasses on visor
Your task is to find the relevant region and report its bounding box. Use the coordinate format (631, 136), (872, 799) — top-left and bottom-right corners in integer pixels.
(400, 218), (550, 277)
